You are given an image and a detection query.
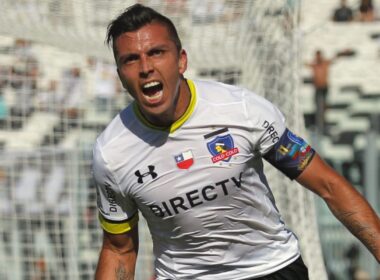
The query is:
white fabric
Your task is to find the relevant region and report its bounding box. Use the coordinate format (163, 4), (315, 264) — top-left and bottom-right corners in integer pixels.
(93, 79), (300, 280)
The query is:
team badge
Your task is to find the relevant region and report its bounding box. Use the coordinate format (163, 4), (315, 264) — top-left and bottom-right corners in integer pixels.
(207, 134), (239, 163)
(174, 150), (194, 169)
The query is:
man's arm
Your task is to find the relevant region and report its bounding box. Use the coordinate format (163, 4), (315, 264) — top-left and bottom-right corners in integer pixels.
(95, 225), (139, 280)
(296, 154), (380, 262)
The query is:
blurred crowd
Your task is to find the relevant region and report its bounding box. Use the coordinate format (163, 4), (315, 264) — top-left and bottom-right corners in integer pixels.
(305, 0), (379, 134)
(0, 38), (124, 135)
(332, 0), (377, 22)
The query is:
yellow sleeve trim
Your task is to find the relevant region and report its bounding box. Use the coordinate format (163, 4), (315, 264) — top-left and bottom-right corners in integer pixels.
(98, 213), (139, 234)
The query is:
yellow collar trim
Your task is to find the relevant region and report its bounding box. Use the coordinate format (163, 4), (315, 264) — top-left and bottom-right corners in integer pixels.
(133, 79), (197, 133)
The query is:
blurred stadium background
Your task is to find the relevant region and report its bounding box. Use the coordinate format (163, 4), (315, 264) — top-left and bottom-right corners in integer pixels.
(0, 0), (379, 279)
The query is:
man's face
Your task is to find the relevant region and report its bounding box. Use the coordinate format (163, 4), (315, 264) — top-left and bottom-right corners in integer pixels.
(114, 22), (187, 125)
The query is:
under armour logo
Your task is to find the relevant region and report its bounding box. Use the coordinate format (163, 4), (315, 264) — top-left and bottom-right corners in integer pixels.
(135, 165), (158, 184)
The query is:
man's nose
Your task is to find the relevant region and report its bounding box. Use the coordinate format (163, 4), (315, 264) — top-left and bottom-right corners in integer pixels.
(139, 55), (153, 77)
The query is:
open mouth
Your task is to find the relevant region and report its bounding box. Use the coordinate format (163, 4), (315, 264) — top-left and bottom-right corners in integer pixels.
(142, 81), (164, 103)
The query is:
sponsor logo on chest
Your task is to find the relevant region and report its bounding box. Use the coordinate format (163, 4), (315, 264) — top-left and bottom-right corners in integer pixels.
(148, 172), (243, 218)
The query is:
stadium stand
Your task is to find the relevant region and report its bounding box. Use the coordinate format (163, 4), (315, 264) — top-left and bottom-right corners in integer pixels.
(301, 0), (380, 278)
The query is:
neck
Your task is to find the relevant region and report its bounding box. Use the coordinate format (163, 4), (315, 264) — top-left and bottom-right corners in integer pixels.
(173, 79), (191, 122)
(142, 79), (191, 128)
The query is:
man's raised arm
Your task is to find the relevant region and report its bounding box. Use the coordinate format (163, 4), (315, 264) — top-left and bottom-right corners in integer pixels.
(296, 154), (380, 262)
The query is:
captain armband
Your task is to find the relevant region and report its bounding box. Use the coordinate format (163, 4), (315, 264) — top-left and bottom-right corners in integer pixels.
(263, 128), (315, 180)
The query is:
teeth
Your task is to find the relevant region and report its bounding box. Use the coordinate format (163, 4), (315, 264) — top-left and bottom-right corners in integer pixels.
(145, 90), (163, 102)
(143, 81), (160, 89)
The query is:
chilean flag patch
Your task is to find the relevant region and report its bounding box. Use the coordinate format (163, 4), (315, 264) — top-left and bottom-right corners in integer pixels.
(175, 150), (194, 169)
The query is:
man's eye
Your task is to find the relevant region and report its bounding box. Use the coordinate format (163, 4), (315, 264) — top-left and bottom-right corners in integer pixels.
(123, 56), (138, 64)
(150, 49), (163, 56)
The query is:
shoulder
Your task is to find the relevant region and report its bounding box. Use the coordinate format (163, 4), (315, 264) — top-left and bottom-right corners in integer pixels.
(192, 79), (244, 102)
(92, 107), (132, 179)
(191, 79), (283, 123)
(94, 104), (134, 152)
(192, 79), (269, 106)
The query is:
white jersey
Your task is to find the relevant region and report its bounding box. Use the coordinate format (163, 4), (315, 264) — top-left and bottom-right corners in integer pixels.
(93, 79), (302, 279)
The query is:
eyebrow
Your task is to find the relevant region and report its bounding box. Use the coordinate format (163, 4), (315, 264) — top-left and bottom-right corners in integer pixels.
(118, 44), (170, 63)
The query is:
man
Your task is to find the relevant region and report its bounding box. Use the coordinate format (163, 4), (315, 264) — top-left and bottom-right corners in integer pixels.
(332, 0), (354, 22)
(305, 50), (335, 134)
(93, 4), (380, 280)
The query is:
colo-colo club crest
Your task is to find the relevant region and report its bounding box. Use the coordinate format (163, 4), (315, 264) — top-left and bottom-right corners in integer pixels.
(207, 134), (239, 163)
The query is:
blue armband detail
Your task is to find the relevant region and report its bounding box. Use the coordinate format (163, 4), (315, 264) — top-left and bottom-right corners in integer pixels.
(263, 128), (315, 180)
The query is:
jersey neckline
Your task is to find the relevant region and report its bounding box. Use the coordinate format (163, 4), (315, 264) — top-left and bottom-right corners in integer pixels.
(132, 79), (197, 133)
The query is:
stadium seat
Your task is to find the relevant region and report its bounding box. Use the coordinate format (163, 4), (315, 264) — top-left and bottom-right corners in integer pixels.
(330, 117), (370, 145)
(43, 164), (65, 210)
(14, 166), (42, 213)
(348, 98), (380, 118)
(6, 112), (60, 149)
(319, 136), (353, 161)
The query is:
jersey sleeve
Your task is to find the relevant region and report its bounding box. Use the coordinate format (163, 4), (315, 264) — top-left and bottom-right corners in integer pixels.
(92, 140), (138, 234)
(245, 91), (287, 155)
(245, 92), (315, 179)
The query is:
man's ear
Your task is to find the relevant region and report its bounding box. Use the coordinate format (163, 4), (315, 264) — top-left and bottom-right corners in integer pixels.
(178, 49), (188, 74)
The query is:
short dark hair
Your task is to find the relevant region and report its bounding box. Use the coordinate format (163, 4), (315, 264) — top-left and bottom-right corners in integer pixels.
(106, 4), (182, 54)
